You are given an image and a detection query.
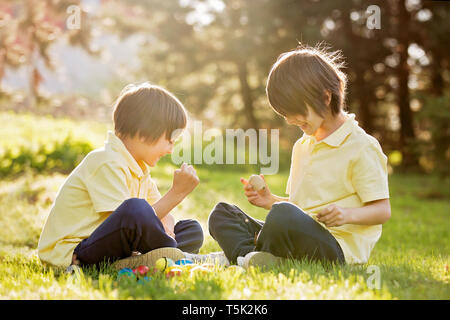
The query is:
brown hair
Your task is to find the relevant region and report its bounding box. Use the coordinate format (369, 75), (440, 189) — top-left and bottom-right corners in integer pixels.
(266, 42), (347, 118)
(113, 82), (187, 143)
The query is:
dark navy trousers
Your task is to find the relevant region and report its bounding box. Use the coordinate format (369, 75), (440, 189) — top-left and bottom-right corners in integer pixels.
(208, 201), (345, 265)
(74, 198), (204, 266)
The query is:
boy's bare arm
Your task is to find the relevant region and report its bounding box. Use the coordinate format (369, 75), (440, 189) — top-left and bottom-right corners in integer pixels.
(152, 163), (199, 220)
(160, 213), (176, 238)
(317, 198), (391, 227)
(152, 189), (186, 220)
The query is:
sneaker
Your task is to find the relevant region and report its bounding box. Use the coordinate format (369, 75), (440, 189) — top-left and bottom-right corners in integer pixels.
(112, 247), (186, 270)
(65, 264), (82, 275)
(183, 251), (230, 267)
(238, 251), (283, 269)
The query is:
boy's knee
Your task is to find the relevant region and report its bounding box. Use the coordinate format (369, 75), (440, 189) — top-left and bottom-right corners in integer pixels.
(118, 198), (157, 224)
(271, 201), (299, 214)
(181, 219), (204, 238)
(212, 201), (233, 213)
(208, 202), (232, 230)
(264, 202), (299, 233)
(187, 220), (204, 249)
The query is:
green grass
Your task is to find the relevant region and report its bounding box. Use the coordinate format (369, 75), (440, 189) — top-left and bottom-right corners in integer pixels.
(0, 112), (449, 299)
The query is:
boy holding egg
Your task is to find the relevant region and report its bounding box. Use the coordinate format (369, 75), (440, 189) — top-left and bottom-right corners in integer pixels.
(208, 44), (391, 268)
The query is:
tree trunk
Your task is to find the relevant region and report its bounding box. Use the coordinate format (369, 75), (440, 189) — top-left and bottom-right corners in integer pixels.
(395, 0), (419, 169)
(341, 5), (374, 134)
(236, 60), (258, 129)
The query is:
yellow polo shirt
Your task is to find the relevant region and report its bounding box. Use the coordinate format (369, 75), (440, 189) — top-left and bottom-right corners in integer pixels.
(286, 113), (389, 264)
(38, 131), (162, 267)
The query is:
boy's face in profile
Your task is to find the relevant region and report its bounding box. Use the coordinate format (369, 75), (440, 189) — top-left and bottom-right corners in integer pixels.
(131, 133), (178, 167)
(284, 106), (324, 136)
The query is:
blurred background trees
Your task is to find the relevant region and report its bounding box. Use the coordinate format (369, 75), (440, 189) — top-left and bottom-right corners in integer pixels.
(0, 0), (449, 176)
(0, 0), (98, 108)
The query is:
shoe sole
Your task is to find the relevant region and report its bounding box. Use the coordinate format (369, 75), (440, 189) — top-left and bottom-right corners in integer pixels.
(190, 252), (230, 267)
(243, 251), (283, 270)
(112, 247), (185, 270)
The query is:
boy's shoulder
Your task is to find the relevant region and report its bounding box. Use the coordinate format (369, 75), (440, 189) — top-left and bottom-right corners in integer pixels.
(73, 146), (129, 179)
(350, 123), (384, 152)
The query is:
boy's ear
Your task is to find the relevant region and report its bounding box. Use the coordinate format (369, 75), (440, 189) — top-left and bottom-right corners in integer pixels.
(324, 89), (332, 106)
(139, 135), (147, 143)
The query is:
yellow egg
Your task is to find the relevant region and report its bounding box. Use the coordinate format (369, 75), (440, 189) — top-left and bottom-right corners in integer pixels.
(155, 257), (174, 272)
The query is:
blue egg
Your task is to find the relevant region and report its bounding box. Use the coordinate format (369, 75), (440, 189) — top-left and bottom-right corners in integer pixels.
(117, 268), (135, 281)
(118, 268), (134, 275)
(175, 259), (193, 265)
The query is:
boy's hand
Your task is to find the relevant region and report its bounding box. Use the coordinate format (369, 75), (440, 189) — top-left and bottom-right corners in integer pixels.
(240, 174), (274, 210)
(317, 204), (349, 227)
(171, 163), (200, 198)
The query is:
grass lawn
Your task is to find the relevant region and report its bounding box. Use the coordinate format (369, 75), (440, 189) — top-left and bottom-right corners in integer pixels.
(0, 166), (448, 299)
(0, 112), (448, 299)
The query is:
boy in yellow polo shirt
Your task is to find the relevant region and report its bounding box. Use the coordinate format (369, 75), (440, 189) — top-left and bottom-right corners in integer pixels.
(38, 83), (203, 269)
(208, 44), (391, 267)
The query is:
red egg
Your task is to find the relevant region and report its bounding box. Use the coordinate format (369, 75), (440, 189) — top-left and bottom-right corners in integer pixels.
(165, 267), (183, 278)
(135, 265), (149, 276)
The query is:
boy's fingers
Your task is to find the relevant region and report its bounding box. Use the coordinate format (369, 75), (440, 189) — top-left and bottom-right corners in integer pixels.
(326, 218), (339, 227)
(187, 165), (195, 175)
(245, 190), (258, 197)
(318, 206), (332, 218)
(319, 211), (337, 223)
(245, 184), (255, 191)
(240, 178), (249, 185)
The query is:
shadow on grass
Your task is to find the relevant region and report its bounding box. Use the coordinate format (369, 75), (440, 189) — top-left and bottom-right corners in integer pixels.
(267, 256), (449, 300)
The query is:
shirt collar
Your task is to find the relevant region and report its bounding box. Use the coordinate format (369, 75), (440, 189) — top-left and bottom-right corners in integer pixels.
(105, 130), (149, 178)
(303, 113), (357, 147)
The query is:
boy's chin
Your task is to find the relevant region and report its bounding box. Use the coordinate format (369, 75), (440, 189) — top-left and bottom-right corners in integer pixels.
(300, 128), (314, 135)
(144, 158), (158, 167)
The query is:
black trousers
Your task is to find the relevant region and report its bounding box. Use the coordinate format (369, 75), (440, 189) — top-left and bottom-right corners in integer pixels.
(74, 198), (204, 266)
(208, 201), (345, 265)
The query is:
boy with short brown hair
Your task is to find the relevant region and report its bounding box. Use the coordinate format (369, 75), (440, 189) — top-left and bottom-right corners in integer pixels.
(208, 44), (391, 268)
(38, 82), (203, 269)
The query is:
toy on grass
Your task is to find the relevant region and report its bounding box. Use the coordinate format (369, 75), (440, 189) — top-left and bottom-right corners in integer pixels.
(175, 258), (193, 266)
(248, 174), (265, 191)
(133, 265), (149, 277)
(117, 267), (152, 284)
(165, 266), (184, 278)
(200, 263), (215, 269)
(155, 257), (174, 272)
(180, 264), (197, 272)
(117, 268), (135, 281)
(189, 266), (211, 276)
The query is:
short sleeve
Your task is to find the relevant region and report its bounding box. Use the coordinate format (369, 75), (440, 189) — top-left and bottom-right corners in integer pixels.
(285, 138), (303, 195)
(351, 142), (390, 203)
(286, 175), (291, 195)
(146, 178), (162, 205)
(85, 161), (130, 213)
